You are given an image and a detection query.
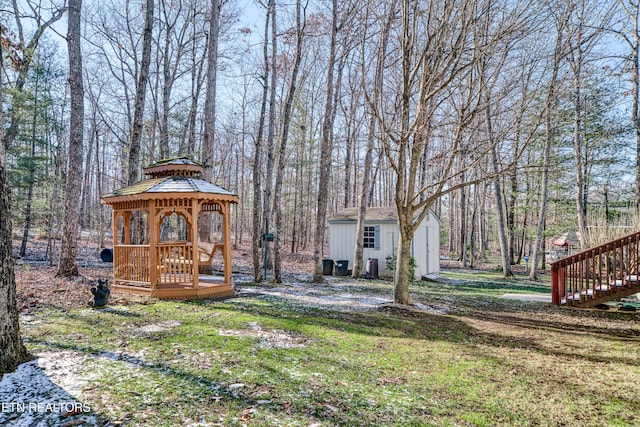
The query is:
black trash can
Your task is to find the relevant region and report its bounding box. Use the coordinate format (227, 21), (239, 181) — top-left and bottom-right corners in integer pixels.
(100, 248), (113, 263)
(322, 259), (334, 275)
(365, 258), (379, 279)
(334, 260), (349, 276)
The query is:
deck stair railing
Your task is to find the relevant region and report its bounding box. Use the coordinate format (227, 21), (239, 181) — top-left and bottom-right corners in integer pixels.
(551, 231), (640, 307)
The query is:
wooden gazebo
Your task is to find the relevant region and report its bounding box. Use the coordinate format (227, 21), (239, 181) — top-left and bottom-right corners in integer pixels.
(101, 158), (238, 299)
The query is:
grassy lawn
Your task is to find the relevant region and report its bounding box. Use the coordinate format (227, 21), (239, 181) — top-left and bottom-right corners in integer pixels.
(19, 272), (640, 426)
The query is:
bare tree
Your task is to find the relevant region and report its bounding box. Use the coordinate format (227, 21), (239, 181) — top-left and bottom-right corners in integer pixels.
(566, 0), (612, 247)
(202, 0), (222, 180)
(127, 0), (154, 185)
(612, 0), (640, 213)
(57, 0), (85, 277)
(352, 3), (392, 278)
(0, 24), (32, 374)
(263, 0), (277, 278)
(252, 1), (271, 283)
(530, 3), (570, 280)
(368, 0), (536, 303)
(273, 0), (305, 283)
(313, 0), (339, 282)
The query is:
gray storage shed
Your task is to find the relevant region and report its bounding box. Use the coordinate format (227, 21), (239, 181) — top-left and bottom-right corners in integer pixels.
(327, 207), (440, 278)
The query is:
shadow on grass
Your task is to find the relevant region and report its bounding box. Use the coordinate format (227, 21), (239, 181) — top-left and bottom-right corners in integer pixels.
(191, 292), (640, 369)
(0, 358), (103, 426)
(412, 277), (552, 295)
(22, 289), (640, 426)
(24, 338), (272, 417)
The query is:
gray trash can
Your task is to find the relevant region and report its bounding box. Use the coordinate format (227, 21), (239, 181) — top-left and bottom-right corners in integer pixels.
(335, 260), (349, 276)
(322, 259), (334, 275)
(365, 258), (378, 279)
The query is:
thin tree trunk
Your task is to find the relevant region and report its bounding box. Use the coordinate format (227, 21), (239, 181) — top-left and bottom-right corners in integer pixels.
(313, 0), (338, 282)
(491, 147), (513, 277)
(0, 25), (32, 374)
(507, 168), (517, 264)
(262, 0), (278, 279)
(485, 86), (513, 277)
(530, 14), (565, 279)
(252, 4), (270, 283)
(273, 0), (304, 283)
(128, 0), (154, 185)
(202, 0), (221, 180)
(394, 226), (413, 304)
(459, 181), (467, 266)
(353, 6), (391, 278)
(200, 0), (221, 245)
(57, 0), (84, 277)
(19, 73), (40, 258)
(573, 44), (587, 248)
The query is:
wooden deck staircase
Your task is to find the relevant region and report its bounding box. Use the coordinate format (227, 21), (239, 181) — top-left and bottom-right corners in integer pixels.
(551, 231), (640, 307)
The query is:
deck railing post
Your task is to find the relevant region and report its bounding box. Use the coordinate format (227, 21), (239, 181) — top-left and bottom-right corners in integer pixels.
(551, 265), (559, 304)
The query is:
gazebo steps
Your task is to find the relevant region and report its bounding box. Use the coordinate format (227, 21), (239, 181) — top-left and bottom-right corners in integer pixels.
(112, 278), (234, 300)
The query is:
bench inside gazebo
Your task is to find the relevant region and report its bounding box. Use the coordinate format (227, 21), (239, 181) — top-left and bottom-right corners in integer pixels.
(101, 158), (238, 299)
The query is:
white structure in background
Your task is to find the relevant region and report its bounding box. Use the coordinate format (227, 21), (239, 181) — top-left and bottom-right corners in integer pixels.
(327, 207), (440, 279)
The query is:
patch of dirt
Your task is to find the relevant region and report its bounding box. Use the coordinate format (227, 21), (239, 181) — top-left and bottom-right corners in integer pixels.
(130, 320), (182, 336)
(12, 237), (317, 312)
(219, 322), (311, 349)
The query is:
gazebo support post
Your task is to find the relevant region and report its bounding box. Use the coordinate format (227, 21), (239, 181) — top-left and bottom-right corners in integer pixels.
(149, 199), (158, 290)
(123, 211), (132, 244)
(191, 199), (200, 290)
(223, 201), (232, 284)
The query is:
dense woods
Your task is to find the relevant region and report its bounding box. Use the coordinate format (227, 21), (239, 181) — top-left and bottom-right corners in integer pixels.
(2, 0), (640, 298)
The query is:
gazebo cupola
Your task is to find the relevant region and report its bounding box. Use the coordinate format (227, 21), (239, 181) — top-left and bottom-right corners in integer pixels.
(101, 157), (238, 299)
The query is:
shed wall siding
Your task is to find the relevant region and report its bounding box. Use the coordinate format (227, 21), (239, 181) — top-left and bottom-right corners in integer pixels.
(328, 212), (440, 277)
(328, 223), (356, 262)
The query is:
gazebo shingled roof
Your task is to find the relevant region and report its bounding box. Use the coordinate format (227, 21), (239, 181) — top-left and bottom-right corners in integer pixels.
(101, 157), (238, 299)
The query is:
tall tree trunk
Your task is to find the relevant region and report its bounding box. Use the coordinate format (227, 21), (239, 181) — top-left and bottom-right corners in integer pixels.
(200, 0), (221, 244)
(313, 0), (338, 282)
(490, 147), (513, 277)
(459, 180), (468, 266)
(273, 0), (304, 283)
(634, 22), (640, 216)
(353, 5), (392, 278)
(394, 225), (413, 304)
(530, 12), (565, 279)
(507, 168), (517, 264)
(0, 25), (32, 374)
(125, 0), (154, 246)
(19, 72), (40, 258)
(57, 0), (85, 277)
(202, 0), (221, 181)
(261, 0), (278, 279)
(573, 46), (587, 248)
(252, 5), (272, 283)
(128, 0), (154, 185)
(484, 83), (512, 276)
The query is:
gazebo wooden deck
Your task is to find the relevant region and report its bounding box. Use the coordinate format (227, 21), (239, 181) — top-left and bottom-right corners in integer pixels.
(101, 158), (239, 299)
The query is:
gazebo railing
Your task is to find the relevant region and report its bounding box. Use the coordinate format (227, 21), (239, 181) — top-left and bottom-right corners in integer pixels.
(114, 243), (195, 286)
(114, 245), (150, 283)
(157, 242), (194, 284)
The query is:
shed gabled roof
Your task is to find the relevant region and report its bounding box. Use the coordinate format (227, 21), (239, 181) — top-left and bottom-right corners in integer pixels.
(328, 207), (398, 222)
(328, 206), (440, 224)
